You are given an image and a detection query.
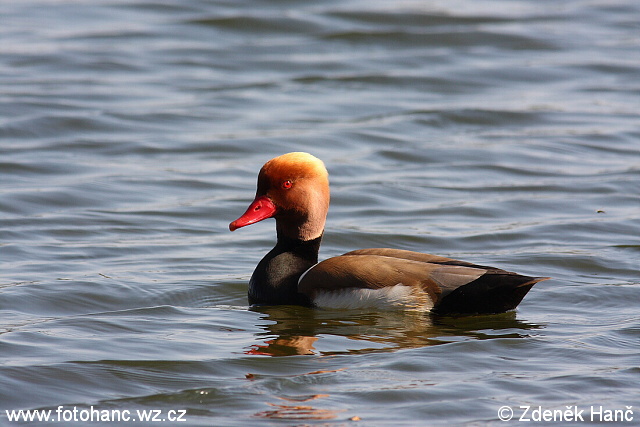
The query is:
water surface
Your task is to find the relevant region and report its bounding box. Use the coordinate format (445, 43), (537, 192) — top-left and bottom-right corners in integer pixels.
(1, 0), (639, 425)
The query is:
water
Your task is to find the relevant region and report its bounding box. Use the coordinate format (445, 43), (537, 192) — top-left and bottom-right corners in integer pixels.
(1, 0), (639, 425)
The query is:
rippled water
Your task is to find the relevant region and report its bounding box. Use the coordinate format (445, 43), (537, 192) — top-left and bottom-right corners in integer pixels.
(2, 0), (639, 425)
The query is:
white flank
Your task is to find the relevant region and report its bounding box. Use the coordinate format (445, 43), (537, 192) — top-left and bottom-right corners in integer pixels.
(313, 284), (434, 312)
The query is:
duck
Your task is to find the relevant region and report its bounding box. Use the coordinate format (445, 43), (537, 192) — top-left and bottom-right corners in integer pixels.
(229, 152), (548, 315)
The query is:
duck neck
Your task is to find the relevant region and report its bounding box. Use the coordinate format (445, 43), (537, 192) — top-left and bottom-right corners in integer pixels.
(248, 232), (322, 306)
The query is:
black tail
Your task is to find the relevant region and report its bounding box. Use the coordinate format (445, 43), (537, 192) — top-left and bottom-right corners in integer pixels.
(432, 273), (549, 315)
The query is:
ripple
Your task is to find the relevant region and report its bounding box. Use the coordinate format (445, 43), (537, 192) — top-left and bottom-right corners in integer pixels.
(2, 0), (640, 424)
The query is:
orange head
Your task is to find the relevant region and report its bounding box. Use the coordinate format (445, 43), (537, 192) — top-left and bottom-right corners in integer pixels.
(229, 152), (330, 241)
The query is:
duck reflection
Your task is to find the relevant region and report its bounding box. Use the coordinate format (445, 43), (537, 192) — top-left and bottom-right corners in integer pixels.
(245, 305), (542, 357)
(253, 393), (344, 421)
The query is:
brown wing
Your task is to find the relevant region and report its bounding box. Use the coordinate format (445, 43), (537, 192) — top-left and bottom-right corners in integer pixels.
(299, 249), (549, 314)
(297, 254), (486, 304)
(343, 248), (456, 264)
(343, 248), (503, 270)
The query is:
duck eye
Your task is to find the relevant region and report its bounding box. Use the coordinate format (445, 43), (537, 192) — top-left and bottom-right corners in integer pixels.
(281, 180), (293, 189)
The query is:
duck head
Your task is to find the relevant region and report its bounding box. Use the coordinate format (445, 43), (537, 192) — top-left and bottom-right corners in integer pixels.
(229, 152), (330, 241)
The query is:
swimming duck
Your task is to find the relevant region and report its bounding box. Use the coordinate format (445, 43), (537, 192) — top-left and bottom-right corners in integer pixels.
(229, 152), (548, 315)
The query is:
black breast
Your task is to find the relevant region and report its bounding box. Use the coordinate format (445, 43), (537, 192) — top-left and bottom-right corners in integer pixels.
(247, 235), (321, 306)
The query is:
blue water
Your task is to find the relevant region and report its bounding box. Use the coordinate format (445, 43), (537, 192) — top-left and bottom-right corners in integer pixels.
(2, 0), (639, 425)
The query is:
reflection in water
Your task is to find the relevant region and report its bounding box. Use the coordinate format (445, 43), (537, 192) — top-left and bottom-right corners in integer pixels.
(254, 393), (344, 421)
(246, 335), (319, 356)
(246, 305), (543, 357)
(245, 306), (543, 421)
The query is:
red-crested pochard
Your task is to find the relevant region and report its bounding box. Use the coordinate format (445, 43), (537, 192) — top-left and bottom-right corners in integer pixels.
(229, 152), (548, 315)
